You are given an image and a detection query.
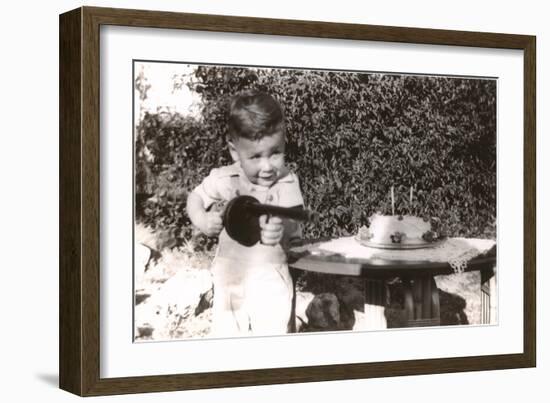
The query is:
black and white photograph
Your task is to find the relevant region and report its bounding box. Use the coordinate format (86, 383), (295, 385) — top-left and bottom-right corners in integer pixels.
(3, 0), (545, 399)
(133, 61), (497, 341)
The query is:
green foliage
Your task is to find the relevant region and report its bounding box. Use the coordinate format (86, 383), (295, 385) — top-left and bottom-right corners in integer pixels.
(136, 66), (496, 248)
(135, 111), (228, 250)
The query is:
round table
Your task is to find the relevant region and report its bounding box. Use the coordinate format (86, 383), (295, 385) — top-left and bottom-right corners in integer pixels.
(288, 239), (496, 329)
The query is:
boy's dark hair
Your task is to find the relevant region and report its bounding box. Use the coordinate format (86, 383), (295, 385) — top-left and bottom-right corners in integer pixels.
(228, 90), (284, 141)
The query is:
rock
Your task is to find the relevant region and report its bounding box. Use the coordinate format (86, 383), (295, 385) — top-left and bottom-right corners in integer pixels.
(151, 269), (210, 306)
(135, 223), (169, 257)
(305, 293), (341, 331)
(135, 243), (152, 274)
(135, 223), (160, 250)
(298, 277), (377, 332)
(136, 323), (154, 339)
(134, 269), (213, 340)
(135, 289), (151, 305)
(195, 287), (214, 316)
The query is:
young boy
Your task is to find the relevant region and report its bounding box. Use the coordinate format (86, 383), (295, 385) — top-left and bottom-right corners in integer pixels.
(186, 90), (304, 337)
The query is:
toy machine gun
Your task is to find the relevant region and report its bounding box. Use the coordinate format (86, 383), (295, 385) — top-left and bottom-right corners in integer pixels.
(222, 195), (318, 246)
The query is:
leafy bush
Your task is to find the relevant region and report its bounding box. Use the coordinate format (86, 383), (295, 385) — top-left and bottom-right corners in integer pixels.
(135, 112), (228, 250)
(136, 65), (496, 248)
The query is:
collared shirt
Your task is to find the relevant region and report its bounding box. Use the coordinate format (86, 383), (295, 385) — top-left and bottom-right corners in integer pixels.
(193, 162), (303, 209)
(193, 162), (304, 263)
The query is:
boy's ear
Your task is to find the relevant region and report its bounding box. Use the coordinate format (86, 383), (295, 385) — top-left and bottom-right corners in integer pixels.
(228, 140), (239, 162)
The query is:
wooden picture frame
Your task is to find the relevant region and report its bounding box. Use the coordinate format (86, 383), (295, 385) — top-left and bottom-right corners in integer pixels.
(59, 6), (536, 396)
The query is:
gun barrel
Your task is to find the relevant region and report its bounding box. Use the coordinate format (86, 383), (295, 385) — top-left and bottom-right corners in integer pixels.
(223, 195), (317, 246)
(246, 201), (317, 222)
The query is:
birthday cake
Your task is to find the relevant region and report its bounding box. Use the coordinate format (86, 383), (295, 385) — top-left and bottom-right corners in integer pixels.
(356, 213), (442, 248)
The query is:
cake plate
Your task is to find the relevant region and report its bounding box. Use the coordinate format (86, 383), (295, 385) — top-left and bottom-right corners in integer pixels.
(354, 235), (448, 250)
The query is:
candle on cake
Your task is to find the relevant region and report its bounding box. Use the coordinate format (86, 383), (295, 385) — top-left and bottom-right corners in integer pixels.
(391, 186), (395, 216)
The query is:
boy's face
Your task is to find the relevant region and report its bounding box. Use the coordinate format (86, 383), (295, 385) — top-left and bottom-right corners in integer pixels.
(229, 130), (286, 187)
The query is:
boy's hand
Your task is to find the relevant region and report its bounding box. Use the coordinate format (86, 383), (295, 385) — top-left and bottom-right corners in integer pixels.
(259, 215), (283, 246)
(202, 211), (223, 237)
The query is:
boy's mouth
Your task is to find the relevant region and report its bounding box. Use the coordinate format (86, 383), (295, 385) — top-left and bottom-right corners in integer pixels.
(259, 171), (275, 179)
(257, 174), (276, 185)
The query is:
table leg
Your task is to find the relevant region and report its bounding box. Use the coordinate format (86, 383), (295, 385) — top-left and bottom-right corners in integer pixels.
(431, 277), (441, 320)
(404, 280), (414, 322)
(289, 268), (299, 333)
(403, 276), (441, 327)
(360, 278), (388, 330)
(481, 266), (496, 324)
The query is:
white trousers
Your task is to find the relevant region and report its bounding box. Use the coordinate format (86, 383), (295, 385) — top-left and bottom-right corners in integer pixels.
(210, 256), (293, 337)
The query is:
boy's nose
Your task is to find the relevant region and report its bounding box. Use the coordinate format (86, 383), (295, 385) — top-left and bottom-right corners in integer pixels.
(260, 158), (272, 171)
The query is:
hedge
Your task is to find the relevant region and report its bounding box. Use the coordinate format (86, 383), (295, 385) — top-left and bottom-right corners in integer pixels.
(135, 65), (496, 249)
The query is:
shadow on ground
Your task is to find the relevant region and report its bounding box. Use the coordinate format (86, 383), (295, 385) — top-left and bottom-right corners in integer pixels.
(385, 284), (469, 328)
(297, 273), (471, 331)
(35, 373), (58, 388)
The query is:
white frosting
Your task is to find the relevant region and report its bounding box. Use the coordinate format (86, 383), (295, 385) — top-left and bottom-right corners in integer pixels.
(361, 214), (432, 245)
